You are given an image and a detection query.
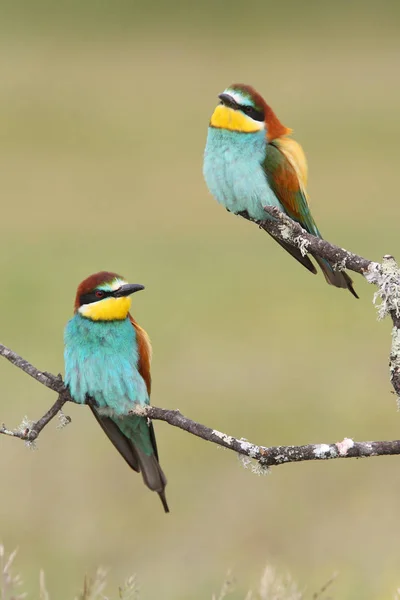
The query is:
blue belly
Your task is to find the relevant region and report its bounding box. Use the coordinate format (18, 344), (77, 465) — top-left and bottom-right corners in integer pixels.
(203, 128), (283, 220)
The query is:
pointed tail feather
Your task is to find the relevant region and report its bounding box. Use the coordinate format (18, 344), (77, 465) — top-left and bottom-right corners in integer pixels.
(259, 220), (358, 297)
(89, 406), (141, 471)
(134, 445), (169, 513)
(314, 256), (358, 298)
(268, 233), (317, 274)
(89, 405), (169, 513)
(238, 210), (317, 275)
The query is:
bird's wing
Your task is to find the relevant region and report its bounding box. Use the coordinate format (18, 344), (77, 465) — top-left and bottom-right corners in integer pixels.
(88, 402), (140, 471)
(89, 401), (168, 511)
(262, 137), (358, 297)
(262, 137), (320, 237)
(129, 315), (152, 395)
(128, 315), (159, 460)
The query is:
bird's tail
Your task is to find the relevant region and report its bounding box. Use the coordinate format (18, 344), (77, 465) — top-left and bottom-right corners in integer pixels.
(313, 255), (358, 298)
(134, 444), (169, 513)
(89, 405), (169, 513)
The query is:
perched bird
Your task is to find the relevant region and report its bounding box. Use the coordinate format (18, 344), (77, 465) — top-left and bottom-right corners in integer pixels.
(64, 271), (169, 512)
(203, 83), (357, 297)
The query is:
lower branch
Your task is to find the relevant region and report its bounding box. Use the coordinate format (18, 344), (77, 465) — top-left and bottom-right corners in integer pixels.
(140, 407), (400, 466)
(1, 343), (400, 468)
(0, 343), (70, 443)
(1, 215), (400, 463)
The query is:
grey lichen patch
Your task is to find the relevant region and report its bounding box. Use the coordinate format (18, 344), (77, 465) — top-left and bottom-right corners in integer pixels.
(0, 425), (15, 436)
(293, 235), (310, 257)
(131, 405), (148, 417)
(363, 442), (374, 455)
(16, 416), (37, 450)
(239, 439), (260, 458)
(56, 411), (71, 430)
(237, 453), (270, 476)
(251, 462), (270, 476)
(24, 440), (37, 450)
(212, 430), (233, 445)
(273, 453), (289, 464)
(332, 257), (348, 272)
(390, 327), (400, 369)
(365, 256), (400, 320)
(335, 437), (354, 456)
(279, 223), (293, 241)
(237, 453), (252, 470)
(364, 261), (383, 286)
(313, 444), (337, 459)
(17, 415), (33, 434)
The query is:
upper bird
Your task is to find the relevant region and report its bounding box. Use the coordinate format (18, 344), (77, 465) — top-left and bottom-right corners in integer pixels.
(64, 271), (169, 512)
(203, 83), (357, 297)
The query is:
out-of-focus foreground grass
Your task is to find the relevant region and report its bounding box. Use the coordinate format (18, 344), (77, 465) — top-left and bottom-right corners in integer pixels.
(1, 1), (400, 598)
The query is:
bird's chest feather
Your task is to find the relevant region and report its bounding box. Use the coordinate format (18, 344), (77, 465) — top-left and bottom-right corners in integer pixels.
(203, 128), (278, 219)
(64, 315), (149, 412)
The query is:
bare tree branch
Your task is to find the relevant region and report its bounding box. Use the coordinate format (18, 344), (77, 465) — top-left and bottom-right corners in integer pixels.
(260, 205), (374, 274)
(0, 343), (69, 442)
(1, 210), (400, 464)
(258, 206), (400, 399)
(0, 343), (64, 393)
(140, 407), (400, 466)
(0, 342), (400, 468)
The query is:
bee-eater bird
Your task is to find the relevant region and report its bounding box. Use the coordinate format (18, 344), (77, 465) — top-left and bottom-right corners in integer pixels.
(203, 83), (357, 297)
(64, 271), (169, 513)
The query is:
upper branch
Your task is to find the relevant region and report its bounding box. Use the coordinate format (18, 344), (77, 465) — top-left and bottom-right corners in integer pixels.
(257, 206), (400, 397)
(259, 205), (375, 275)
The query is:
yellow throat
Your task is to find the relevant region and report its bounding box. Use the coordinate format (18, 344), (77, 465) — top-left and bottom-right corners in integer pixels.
(79, 296), (131, 321)
(210, 104), (264, 133)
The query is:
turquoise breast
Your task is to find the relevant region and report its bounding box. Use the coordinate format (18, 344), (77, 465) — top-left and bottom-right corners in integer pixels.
(64, 314), (149, 414)
(203, 128), (283, 220)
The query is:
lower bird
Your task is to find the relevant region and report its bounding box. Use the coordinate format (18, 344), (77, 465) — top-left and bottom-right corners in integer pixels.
(64, 271), (169, 512)
(203, 83), (357, 297)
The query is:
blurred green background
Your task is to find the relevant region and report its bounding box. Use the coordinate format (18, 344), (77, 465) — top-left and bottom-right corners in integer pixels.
(1, 0), (400, 598)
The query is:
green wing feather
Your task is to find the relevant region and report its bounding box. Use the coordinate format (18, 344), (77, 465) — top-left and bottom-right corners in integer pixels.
(261, 139), (358, 297)
(262, 141), (320, 237)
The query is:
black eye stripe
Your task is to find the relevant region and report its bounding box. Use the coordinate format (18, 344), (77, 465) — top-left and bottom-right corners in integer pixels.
(239, 104), (265, 122)
(219, 94), (265, 122)
(80, 289), (114, 305)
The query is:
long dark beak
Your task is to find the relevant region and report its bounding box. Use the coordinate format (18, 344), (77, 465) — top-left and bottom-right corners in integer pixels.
(218, 93), (238, 109)
(114, 283), (145, 297)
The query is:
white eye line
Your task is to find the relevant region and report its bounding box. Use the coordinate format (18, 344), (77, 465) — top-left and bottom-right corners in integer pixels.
(105, 278), (128, 291)
(224, 89), (249, 107)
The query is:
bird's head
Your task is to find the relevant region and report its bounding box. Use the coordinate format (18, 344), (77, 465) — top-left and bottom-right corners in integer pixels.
(209, 83), (291, 140)
(74, 271), (144, 321)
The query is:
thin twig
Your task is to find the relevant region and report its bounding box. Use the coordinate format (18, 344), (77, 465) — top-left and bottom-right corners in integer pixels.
(0, 343), (69, 441)
(0, 343), (64, 393)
